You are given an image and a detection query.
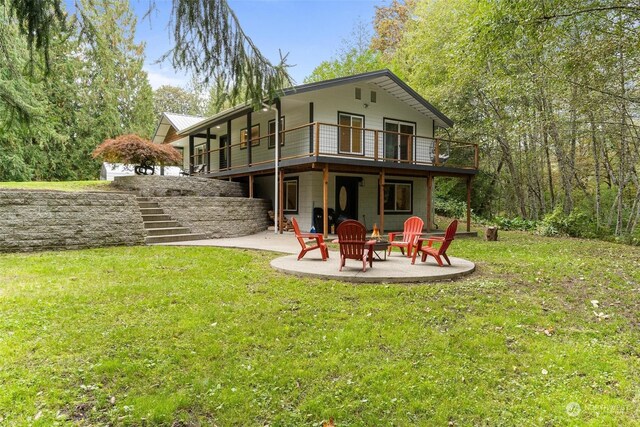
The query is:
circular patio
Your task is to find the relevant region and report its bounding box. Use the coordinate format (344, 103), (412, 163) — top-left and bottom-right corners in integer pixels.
(270, 251), (475, 283)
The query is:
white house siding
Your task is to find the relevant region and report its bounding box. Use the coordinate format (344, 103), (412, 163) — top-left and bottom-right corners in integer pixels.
(218, 84), (437, 172)
(285, 83), (435, 160)
(254, 170), (428, 233)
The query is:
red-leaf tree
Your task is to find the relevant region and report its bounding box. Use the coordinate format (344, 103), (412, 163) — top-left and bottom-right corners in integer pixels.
(92, 134), (183, 175)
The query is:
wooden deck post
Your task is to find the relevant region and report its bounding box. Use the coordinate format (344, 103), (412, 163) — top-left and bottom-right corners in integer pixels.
(246, 111), (252, 167)
(226, 119), (232, 170)
(374, 130), (379, 161)
(205, 128), (211, 172)
(279, 169), (284, 234)
(379, 170), (385, 235)
(323, 164), (329, 238)
(188, 135), (194, 173)
(426, 174), (433, 232)
(466, 175), (472, 232)
(249, 174), (254, 199)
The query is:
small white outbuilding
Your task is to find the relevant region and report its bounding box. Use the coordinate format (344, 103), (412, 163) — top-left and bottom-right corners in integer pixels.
(99, 163), (182, 181)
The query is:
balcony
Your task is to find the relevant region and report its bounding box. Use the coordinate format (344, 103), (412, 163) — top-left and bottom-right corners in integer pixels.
(190, 122), (479, 175)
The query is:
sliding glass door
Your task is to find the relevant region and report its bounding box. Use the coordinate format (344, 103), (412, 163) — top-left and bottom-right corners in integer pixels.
(384, 119), (415, 161)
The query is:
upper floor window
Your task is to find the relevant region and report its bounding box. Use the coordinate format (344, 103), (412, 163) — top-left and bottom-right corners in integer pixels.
(194, 144), (207, 165)
(384, 119), (415, 161)
(268, 117), (285, 149)
(338, 112), (364, 155)
(240, 124), (260, 149)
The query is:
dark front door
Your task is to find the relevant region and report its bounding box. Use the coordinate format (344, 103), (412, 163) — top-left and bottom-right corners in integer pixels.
(219, 135), (228, 169)
(335, 176), (359, 222)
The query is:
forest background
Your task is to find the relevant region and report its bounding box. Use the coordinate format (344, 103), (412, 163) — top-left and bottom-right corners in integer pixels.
(1, 0), (638, 243)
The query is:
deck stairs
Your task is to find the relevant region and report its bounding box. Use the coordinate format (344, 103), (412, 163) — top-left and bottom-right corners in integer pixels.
(137, 197), (206, 244)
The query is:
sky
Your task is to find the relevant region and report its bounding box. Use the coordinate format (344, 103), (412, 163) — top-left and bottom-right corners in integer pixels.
(134, 0), (381, 89)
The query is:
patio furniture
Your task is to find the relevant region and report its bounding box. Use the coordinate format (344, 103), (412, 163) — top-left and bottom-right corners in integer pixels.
(292, 217), (328, 261)
(371, 240), (390, 260)
(336, 220), (375, 272)
(412, 219), (458, 266)
(387, 216), (424, 258)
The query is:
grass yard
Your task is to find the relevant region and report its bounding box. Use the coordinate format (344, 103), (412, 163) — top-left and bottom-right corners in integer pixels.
(0, 181), (112, 192)
(0, 232), (639, 425)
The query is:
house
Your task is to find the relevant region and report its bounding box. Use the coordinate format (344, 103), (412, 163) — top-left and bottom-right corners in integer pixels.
(152, 112), (205, 172)
(99, 162), (182, 180)
(152, 70), (478, 236)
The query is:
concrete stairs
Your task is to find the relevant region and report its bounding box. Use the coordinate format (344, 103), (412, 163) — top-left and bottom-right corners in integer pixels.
(137, 198), (207, 244)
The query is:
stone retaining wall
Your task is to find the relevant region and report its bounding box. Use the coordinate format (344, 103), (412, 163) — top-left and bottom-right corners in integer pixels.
(113, 176), (247, 197)
(152, 197), (271, 238)
(0, 191), (145, 252)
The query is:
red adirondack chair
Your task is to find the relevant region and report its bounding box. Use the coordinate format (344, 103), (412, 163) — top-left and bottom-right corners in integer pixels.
(336, 220), (375, 272)
(292, 217), (328, 261)
(387, 216), (424, 257)
(412, 220), (458, 266)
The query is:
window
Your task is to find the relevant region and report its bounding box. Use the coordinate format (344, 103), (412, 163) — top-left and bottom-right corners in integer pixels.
(338, 112), (364, 155)
(384, 119), (415, 161)
(194, 144), (207, 165)
(240, 124), (260, 149)
(268, 117), (285, 149)
(355, 87), (361, 100)
(370, 90), (377, 103)
(174, 147), (184, 165)
(384, 181), (412, 213)
(283, 178), (298, 213)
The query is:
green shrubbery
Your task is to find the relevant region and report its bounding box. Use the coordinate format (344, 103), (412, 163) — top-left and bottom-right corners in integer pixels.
(537, 208), (597, 238)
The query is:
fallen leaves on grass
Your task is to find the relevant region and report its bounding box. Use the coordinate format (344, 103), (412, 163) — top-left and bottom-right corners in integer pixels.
(322, 417), (336, 427)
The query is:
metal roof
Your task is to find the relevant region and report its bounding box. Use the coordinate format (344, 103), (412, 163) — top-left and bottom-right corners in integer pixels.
(178, 104), (253, 136)
(283, 69), (454, 128)
(152, 112), (205, 144)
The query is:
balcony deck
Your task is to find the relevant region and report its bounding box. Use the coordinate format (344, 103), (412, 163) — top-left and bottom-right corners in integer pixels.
(190, 122), (479, 178)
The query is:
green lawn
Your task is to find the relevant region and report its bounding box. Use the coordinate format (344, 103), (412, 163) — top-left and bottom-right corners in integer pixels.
(0, 180), (112, 191)
(0, 232), (639, 426)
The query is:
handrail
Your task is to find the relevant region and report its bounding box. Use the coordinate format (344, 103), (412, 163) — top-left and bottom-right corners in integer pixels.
(187, 121), (478, 172)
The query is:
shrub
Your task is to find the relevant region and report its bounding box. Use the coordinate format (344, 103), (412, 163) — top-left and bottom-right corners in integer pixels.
(92, 134), (182, 175)
(493, 216), (538, 231)
(434, 198), (467, 219)
(538, 208), (597, 238)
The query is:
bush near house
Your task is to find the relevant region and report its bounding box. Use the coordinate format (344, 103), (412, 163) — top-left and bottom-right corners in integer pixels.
(92, 134), (182, 175)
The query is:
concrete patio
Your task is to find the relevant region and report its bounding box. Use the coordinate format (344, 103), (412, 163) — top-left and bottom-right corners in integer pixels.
(157, 230), (476, 283)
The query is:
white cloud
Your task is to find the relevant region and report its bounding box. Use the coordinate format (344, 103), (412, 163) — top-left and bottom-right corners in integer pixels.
(145, 67), (189, 90)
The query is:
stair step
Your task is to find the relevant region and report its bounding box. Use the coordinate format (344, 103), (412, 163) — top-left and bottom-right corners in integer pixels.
(139, 207), (164, 215)
(146, 227), (191, 236)
(136, 197), (150, 202)
(138, 201), (159, 209)
(143, 220), (180, 229)
(142, 214), (172, 222)
(145, 233), (208, 244)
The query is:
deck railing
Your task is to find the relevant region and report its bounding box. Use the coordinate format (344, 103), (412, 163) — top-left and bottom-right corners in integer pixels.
(190, 122), (479, 173)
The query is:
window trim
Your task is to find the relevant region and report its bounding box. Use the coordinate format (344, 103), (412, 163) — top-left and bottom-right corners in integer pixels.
(383, 117), (417, 161)
(283, 177), (299, 214)
(193, 144), (207, 166)
(239, 124), (260, 150)
(337, 111), (365, 156)
(381, 179), (413, 214)
(268, 116), (285, 149)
